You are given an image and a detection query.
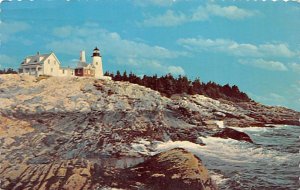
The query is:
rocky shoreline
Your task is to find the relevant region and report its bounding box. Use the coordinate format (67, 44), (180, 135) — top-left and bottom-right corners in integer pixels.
(0, 74), (299, 189)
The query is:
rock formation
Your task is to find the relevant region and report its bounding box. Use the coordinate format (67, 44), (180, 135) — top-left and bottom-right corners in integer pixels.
(212, 128), (253, 143)
(0, 74), (299, 189)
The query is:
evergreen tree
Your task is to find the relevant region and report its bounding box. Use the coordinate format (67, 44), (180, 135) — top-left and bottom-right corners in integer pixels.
(122, 71), (128, 81)
(192, 78), (202, 94)
(114, 70), (122, 81)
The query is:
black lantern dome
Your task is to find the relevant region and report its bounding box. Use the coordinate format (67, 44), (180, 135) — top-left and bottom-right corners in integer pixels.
(92, 47), (101, 57)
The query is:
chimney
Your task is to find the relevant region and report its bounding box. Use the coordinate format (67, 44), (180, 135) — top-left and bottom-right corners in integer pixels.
(80, 50), (86, 62)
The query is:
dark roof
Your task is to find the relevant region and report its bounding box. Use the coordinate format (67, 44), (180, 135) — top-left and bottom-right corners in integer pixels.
(94, 47), (99, 51)
(22, 53), (52, 65)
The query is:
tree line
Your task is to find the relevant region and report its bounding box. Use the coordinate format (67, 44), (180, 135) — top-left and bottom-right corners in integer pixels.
(0, 68), (18, 74)
(104, 71), (251, 102)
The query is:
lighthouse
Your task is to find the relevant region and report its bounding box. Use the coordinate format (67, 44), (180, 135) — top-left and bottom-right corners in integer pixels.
(91, 47), (103, 78)
(74, 47), (110, 79)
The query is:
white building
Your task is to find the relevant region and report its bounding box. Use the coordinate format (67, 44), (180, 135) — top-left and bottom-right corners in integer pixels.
(19, 47), (110, 79)
(19, 52), (74, 77)
(74, 47), (109, 79)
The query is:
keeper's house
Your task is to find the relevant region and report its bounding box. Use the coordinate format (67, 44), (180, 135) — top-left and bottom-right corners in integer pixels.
(19, 52), (74, 77)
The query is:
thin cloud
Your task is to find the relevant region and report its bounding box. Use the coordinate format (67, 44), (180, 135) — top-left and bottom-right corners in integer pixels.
(167, 65), (185, 75)
(289, 63), (300, 73)
(0, 54), (18, 68)
(47, 23), (186, 75)
(238, 59), (288, 71)
(142, 10), (187, 27)
(0, 21), (30, 43)
(142, 3), (257, 27)
(250, 92), (287, 106)
(48, 23), (183, 59)
(52, 26), (73, 38)
(177, 37), (296, 58)
(290, 81), (300, 94)
(132, 0), (178, 7)
(113, 57), (185, 76)
(204, 4), (255, 20)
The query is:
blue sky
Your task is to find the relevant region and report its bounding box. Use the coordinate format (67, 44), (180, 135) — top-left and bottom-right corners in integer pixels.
(0, 0), (300, 111)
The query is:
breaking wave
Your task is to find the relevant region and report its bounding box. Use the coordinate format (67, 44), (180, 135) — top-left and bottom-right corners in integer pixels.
(155, 125), (300, 189)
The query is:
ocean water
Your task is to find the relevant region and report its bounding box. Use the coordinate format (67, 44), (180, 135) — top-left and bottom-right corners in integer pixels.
(198, 125), (300, 190)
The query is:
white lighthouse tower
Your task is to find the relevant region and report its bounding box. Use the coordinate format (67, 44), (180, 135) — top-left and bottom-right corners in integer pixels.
(80, 50), (86, 62)
(91, 47), (103, 78)
(77, 50), (88, 68)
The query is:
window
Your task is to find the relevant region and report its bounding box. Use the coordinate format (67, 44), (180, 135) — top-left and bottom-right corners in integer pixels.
(54, 60), (56, 64)
(63, 70), (65, 74)
(96, 62), (98, 65)
(51, 68), (53, 72)
(48, 60), (50, 64)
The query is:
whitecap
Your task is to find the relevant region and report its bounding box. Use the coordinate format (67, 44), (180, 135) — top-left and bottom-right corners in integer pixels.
(210, 171), (229, 185)
(230, 126), (269, 133)
(198, 136), (294, 163)
(154, 140), (203, 155)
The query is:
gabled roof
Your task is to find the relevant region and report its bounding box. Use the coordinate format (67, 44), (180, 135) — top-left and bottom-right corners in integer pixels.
(77, 61), (88, 68)
(22, 53), (57, 65)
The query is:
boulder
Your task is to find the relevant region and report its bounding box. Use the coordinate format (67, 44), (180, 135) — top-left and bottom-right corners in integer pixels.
(120, 148), (217, 190)
(212, 127), (253, 143)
